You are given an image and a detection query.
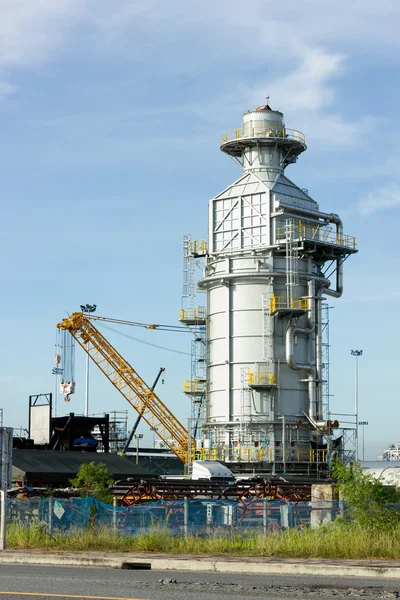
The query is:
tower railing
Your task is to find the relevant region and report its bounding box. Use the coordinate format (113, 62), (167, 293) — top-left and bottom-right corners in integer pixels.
(221, 126), (306, 145)
(270, 295), (308, 313)
(179, 306), (206, 322)
(191, 446), (327, 464)
(277, 221), (356, 250)
(247, 371), (277, 386)
(184, 379), (206, 394)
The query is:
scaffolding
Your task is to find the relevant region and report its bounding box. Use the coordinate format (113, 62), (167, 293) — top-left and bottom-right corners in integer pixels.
(91, 410), (128, 453)
(180, 234), (207, 441)
(285, 219), (299, 306)
(321, 303), (331, 420)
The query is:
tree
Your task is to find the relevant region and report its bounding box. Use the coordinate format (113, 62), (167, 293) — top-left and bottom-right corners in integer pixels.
(70, 462), (114, 503)
(332, 460), (400, 530)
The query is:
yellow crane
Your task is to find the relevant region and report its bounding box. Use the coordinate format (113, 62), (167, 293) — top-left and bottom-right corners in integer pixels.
(57, 312), (192, 463)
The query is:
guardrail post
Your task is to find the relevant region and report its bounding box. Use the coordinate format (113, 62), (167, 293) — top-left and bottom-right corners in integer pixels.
(183, 497), (188, 538)
(280, 502), (294, 529)
(262, 498), (268, 534)
(112, 497), (118, 535)
(48, 497), (53, 536)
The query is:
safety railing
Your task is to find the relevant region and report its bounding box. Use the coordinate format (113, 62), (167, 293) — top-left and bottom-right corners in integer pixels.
(221, 126), (306, 146)
(248, 371), (277, 386)
(276, 221), (357, 250)
(184, 379), (206, 394)
(191, 447), (327, 464)
(179, 306), (206, 322)
(190, 240), (207, 256)
(270, 295), (308, 313)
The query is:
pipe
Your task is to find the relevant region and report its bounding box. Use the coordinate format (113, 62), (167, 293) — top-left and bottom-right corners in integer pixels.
(198, 270), (330, 289)
(285, 279), (317, 422)
(276, 201), (344, 298)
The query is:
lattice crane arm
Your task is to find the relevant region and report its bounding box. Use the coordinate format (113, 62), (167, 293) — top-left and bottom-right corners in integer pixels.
(57, 312), (192, 463)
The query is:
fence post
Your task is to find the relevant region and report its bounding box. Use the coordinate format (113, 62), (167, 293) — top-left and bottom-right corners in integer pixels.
(48, 497), (53, 536)
(280, 502), (294, 529)
(183, 498), (188, 538)
(262, 498), (268, 535)
(112, 497), (118, 535)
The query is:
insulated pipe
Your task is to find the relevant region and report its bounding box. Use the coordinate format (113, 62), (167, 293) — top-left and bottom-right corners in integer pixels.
(275, 201), (344, 298)
(285, 279), (317, 422)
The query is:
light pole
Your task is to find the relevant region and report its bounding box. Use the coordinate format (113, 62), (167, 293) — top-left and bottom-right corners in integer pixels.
(351, 349), (363, 460)
(358, 421), (368, 461)
(151, 427), (158, 448)
(134, 434), (143, 465)
(80, 304), (97, 417)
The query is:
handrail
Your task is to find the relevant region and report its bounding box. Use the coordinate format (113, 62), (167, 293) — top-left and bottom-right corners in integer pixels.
(184, 379), (206, 394)
(191, 446), (327, 463)
(277, 221), (357, 250)
(221, 126), (306, 146)
(179, 307), (206, 322)
(270, 295), (308, 313)
(248, 371), (277, 386)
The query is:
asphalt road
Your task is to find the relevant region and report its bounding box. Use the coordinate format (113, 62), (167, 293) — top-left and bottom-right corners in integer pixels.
(0, 565), (399, 600)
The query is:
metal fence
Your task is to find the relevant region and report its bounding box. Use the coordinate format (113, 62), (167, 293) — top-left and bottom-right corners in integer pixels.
(7, 497), (346, 536)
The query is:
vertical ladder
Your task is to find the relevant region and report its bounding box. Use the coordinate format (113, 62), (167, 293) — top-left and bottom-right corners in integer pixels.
(262, 292), (274, 372)
(321, 303), (331, 419)
(182, 234), (195, 307)
(240, 368), (251, 444)
(285, 219), (299, 308)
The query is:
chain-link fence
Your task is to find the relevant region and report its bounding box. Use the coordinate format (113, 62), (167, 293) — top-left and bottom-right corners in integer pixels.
(8, 497), (346, 536)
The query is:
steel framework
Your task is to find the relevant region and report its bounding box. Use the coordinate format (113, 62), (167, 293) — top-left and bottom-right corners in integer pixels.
(57, 312), (192, 463)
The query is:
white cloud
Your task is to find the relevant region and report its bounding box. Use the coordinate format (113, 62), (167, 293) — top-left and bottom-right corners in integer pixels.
(0, 0), (396, 157)
(356, 184), (400, 215)
(0, 1), (88, 68)
(0, 81), (16, 103)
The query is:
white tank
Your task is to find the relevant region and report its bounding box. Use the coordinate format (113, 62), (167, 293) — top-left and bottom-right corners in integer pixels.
(198, 104), (357, 474)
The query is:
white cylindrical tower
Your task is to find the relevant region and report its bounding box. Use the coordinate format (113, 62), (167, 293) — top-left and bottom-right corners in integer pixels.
(198, 104), (357, 474)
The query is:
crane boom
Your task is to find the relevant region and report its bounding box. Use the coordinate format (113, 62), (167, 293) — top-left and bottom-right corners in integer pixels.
(57, 312), (192, 463)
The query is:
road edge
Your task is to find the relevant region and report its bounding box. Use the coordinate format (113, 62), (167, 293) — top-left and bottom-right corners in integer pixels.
(0, 552), (399, 578)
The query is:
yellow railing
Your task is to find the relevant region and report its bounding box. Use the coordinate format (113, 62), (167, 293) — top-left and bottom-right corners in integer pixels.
(191, 446), (327, 463)
(276, 221), (357, 250)
(248, 371), (277, 386)
(221, 126), (306, 146)
(191, 240), (207, 256)
(270, 295), (308, 313)
(184, 379), (206, 394)
(179, 306), (206, 322)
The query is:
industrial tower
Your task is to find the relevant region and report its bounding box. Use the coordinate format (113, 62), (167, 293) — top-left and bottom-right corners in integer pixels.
(195, 104), (357, 474)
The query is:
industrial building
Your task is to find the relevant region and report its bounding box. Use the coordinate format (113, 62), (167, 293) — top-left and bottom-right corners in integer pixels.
(182, 103), (357, 475)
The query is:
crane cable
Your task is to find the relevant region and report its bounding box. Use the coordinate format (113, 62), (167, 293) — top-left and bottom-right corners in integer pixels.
(88, 314), (189, 333)
(97, 323), (191, 356)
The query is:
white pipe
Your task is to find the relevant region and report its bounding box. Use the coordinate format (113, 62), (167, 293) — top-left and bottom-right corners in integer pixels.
(198, 271), (330, 288)
(276, 201), (344, 298)
(84, 346), (89, 417)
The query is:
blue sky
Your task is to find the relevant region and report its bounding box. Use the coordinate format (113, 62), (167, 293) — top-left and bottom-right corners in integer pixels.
(0, 0), (399, 459)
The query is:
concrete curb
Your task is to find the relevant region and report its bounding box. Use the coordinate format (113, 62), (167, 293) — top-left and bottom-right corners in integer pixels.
(1, 552), (400, 579)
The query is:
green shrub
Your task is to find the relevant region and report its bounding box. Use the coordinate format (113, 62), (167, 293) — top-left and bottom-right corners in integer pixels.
(69, 462), (113, 503)
(332, 460), (400, 531)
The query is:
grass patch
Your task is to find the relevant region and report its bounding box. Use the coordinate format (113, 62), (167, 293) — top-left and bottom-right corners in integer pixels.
(6, 522), (400, 560)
